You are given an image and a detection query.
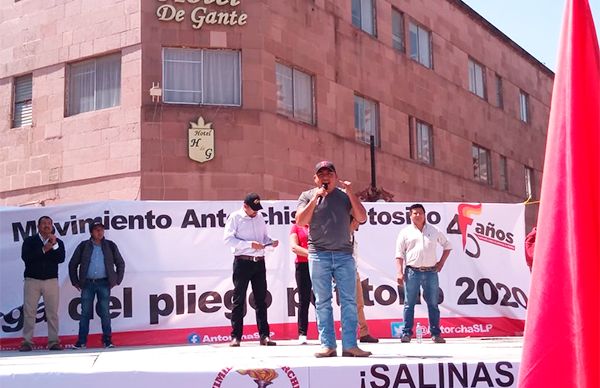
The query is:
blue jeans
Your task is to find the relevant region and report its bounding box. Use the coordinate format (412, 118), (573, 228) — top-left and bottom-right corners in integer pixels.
(309, 251), (357, 350)
(403, 268), (441, 336)
(78, 278), (112, 345)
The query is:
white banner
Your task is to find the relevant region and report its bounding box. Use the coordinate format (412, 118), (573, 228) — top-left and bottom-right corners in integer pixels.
(0, 201), (529, 349)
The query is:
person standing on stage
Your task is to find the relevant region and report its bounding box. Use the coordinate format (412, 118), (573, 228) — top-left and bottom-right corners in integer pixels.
(69, 221), (125, 349)
(395, 204), (452, 344)
(289, 223), (312, 344)
(20, 215), (66, 352)
(296, 160), (371, 358)
(224, 193), (279, 347)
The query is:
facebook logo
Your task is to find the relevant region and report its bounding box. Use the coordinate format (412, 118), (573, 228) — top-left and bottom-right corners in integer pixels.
(390, 322), (405, 338)
(188, 333), (201, 344)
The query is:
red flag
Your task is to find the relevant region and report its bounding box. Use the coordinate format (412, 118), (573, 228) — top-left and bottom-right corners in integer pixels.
(518, 0), (600, 387)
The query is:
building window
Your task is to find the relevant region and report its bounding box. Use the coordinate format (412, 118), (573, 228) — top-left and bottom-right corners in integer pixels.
(409, 21), (432, 68)
(472, 144), (492, 184)
(525, 166), (535, 198)
(163, 48), (241, 106)
(354, 95), (379, 146)
(67, 53), (121, 116)
(13, 74), (32, 127)
(409, 118), (433, 165)
(275, 63), (315, 125)
(499, 155), (508, 191)
(351, 0), (376, 36)
(468, 58), (486, 99)
(495, 74), (504, 109)
(519, 90), (529, 123)
(391, 8), (405, 52)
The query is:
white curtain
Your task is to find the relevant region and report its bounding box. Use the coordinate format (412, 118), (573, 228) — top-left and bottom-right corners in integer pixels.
(163, 48), (240, 105)
(96, 54), (121, 109)
(417, 122), (432, 164)
(68, 53), (121, 115)
(68, 60), (95, 115)
(360, 0), (374, 34)
(355, 96), (378, 145)
(418, 26), (431, 68)
(163, 48), (203, 104)
(409, 23), (419, 62)
(468, 61), (477, 93)
(276, 63), (293, 115)
(203, 50), (240, 105)
(292, 68), (313, 124)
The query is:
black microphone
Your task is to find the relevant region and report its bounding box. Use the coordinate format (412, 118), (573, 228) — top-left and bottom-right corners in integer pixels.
(317, 183), (328, 205)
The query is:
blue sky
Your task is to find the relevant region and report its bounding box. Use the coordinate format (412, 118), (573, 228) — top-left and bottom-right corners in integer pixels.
(461, 0), (600, 72)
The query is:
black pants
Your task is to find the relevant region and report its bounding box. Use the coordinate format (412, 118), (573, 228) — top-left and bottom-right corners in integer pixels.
(231, 258), (269, 340)
(295, 262), (313, 336)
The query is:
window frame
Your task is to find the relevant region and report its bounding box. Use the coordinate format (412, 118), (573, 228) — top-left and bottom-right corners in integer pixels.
(525, 166), (535, 198)
(66, 53), (122, 117)
(275, 61), (316, 125)
(519, 90), (530, 123)
(354, 94), (380, 147)
(391, 7), (405, 53)
(408, 20), (433, 69)
(472, 144), (492, 185)
(409, 117), (434, 165)
(468, 58), (486, 99)
(351, 0), (377, 36)
(12, 74), (33, 128)
(162, 48), (242, 107)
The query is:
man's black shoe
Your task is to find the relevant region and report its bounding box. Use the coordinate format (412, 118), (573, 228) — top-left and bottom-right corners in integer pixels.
(259, 337), (276, 346)
(359, 334), (379, 343)
(19, 343), (33, 352)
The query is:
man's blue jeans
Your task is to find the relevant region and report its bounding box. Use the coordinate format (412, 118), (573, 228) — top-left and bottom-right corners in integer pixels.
(77, 278), (112, 345)
(403, 267), (442, 336)
(309, 250), (357, 350)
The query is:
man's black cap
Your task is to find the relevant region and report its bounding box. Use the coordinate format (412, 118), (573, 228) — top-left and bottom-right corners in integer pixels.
(90, 221), (105, 233)
(244, 192), (263, 211)
(315, 160), (336, 174)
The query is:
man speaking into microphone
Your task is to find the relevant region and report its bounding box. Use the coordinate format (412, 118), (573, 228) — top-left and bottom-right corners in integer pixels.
(296, 161), (371, 358)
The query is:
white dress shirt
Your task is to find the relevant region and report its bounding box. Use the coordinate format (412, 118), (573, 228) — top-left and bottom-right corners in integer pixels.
(395, 223), (452, 267)
(223, 208), (273, 257)
(39, 233), (59, 253)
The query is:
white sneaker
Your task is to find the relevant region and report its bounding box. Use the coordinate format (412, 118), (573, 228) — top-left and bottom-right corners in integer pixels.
(298, 335), (308, 345)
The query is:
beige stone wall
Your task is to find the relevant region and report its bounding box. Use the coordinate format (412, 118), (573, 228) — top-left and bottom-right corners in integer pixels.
(0, 0), (143, 206)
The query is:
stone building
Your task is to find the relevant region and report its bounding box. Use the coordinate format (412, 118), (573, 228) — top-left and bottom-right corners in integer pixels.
(0, 0), (550, 226)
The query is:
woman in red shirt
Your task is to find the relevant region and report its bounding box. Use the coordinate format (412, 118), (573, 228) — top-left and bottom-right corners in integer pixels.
(290, 223), (312, 344)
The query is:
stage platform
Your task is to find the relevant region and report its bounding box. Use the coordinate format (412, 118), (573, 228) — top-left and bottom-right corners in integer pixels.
(0, 337), (523, 387)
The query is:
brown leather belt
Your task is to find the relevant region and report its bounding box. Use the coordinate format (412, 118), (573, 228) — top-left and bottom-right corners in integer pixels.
(235, 255), (265, 262)
(407, 265), (437, 272)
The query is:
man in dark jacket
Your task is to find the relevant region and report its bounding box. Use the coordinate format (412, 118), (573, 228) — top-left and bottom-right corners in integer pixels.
(20, 215), (66, 352)
(69, 221), (125, 349)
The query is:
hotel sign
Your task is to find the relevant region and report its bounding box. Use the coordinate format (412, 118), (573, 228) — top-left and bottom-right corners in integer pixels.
(188, 117), (214, 164)
(156, 0), (248, 30)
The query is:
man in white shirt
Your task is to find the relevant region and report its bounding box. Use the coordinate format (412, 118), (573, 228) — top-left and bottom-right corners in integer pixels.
(223, 193), (279, 347)
(395, 204), (452, 344)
